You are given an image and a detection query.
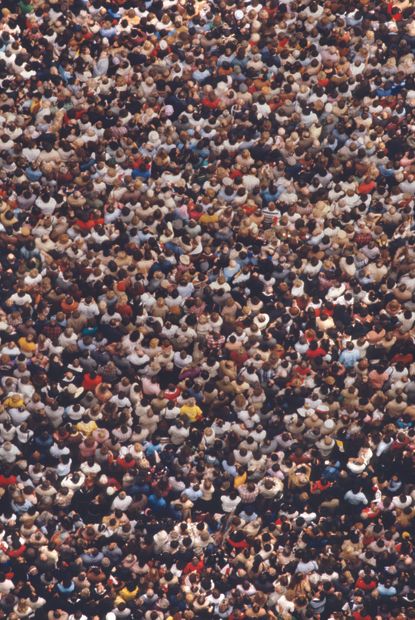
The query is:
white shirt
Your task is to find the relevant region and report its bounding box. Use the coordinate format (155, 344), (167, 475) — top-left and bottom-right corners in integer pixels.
(220, 495), (241, 512)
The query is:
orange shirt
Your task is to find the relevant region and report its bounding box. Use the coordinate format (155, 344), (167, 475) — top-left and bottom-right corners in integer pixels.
(61, 300), (79, 313)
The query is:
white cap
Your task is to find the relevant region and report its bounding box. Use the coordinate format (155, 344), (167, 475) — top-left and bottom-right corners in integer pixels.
(235, 9), (244, 19)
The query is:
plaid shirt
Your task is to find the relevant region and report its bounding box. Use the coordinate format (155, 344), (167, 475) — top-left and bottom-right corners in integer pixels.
(238, 484), (259, 503)
(258, 367), (275, 384)
(354, 232), (373, 246)
(42, 323), (62, 339)
(206, 333), (225, 351)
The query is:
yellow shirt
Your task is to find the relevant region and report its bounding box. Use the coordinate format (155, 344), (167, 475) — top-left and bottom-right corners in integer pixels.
(18, 337), (36, 353)
(180, 404), (202, 423)
(234, 472), (247, 488)
(76, 420), (98, 436)
(4, 396), (24, 409)
(118, 586), (139, 601)
(199, 213), (219, 225)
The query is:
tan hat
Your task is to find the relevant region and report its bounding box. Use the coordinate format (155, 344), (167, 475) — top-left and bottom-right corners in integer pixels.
(180, 255), (190, 266)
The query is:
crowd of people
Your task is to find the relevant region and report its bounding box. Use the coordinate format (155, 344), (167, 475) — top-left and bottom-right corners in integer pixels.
(0, 0), (415, 618)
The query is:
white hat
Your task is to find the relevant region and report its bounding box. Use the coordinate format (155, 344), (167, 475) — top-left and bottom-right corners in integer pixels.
(254, 314), (269, 329)
(323, 419), (335, 431)
(235, 9), (244, 19)
(149, 130), (160, 144)
(317, 404), (330, 415)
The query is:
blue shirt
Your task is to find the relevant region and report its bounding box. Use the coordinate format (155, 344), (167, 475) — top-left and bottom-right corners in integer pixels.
(377, 584), (397, 596)
(25, 167), (42, 182)
(184, 487), (203, 501)
(144, 442), (162, 456)
(148, 494), (167, 512)
(339, 349), (361, 368)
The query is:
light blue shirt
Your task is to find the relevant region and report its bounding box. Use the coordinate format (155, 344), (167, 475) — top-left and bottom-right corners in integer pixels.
(344, 490), (368, 505)
(339, 349), (361, 368)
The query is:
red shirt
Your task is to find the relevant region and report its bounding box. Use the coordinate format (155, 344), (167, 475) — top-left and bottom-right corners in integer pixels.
(82, 373), (103, 391)
(242, 203), (257, 215)
(7, 545), (26, 558)
(227, 537), (249, 549)
(116, 457), (136, 471)
(391, 353), (413, 364)
(355, 577), (377, 591)
(76, 218), (104, 231)
(230, 349), (249, 366)
(315, 306), (334, 317)
(229, 168), (243, 179)
(183, 558), (204, 574)
(387, 2), (402, 20)
(361, 505), (380, 520)
(311, 480), (331, 493)
(0, 474), (16, 487)
(63, 108), (87, 124)
(0, 474), (17, 487)
(202, 97), (220, 109)
(165, 387), (181, 401)
(358, 180), (376, 194)
(293, 365), (311, 377)
(188, 208), (202, 220)
(116, 278), (131, 292)
(116, 303), (133, 318)
(306, 347), (326, 358)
